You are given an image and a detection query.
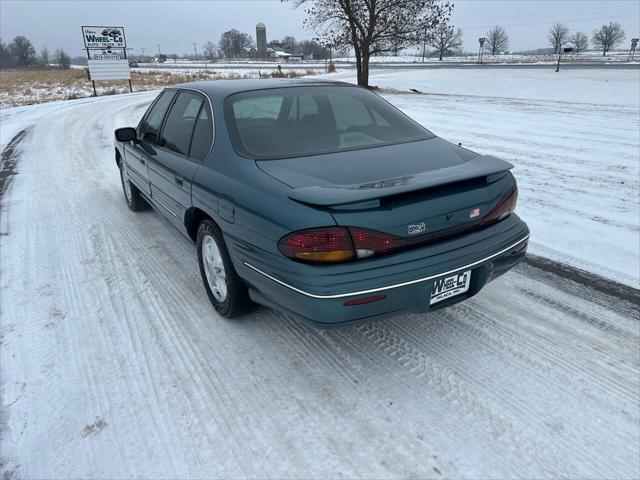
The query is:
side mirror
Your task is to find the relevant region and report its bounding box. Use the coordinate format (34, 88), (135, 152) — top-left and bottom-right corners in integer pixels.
(115, 127), (137, 142)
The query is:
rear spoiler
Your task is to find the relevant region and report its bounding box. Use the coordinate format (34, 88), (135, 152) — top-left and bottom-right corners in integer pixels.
(288, 155), (514, 207)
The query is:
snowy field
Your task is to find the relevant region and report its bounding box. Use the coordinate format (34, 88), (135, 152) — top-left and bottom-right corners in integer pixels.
(319, 67), (640, 287)
(1, 68), (639, 478)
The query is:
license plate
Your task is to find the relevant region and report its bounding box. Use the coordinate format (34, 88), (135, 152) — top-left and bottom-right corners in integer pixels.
(430, 270), (472, 305)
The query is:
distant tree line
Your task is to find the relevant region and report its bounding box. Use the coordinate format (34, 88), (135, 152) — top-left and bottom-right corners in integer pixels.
(1, 35), (71, 69)
(544, 20), (626, 55)
(1, 16), (632, 76)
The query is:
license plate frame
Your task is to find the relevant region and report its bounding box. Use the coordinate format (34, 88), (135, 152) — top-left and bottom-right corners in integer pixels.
(430, 270), (472, 305)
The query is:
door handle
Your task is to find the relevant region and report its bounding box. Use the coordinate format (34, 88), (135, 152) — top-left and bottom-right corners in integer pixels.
(175, 176), (183, 186)
(139, 157), (145, 164)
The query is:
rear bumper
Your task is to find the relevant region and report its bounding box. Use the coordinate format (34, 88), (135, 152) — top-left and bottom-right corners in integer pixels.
(230, 215), (529, 327)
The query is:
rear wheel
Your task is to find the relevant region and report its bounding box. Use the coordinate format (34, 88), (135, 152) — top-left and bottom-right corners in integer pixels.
(197, 219), (254, 318)
(119, 160), (148, 212)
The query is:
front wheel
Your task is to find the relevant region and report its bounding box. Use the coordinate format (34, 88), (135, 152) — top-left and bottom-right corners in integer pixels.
(197, 220), (254, 318)
(119, 161), (148, 212)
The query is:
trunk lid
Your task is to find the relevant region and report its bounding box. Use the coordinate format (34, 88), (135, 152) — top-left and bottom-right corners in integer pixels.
(257, 137), (515, 238)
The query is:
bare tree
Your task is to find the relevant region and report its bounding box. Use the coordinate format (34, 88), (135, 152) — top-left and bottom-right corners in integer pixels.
(10, 35), (35, 67)
(0, 39), (12, 68)
(548, 23), (570, 53)
(297, 39), (330, 59)
(53, 48), (71, 69)
(39, 46), (50, 66)
(290, 0), (453, 87)
(219, 29), (254, 59)
(427, 23), (462, 60)
(569, 31), (589, 52)
(592, 22), (626, 56)
(485, 26), (509, 55)
(202, 41), (217, 61)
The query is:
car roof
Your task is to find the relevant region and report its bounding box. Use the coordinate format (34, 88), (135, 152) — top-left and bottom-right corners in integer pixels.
(168, 78), (356, 98)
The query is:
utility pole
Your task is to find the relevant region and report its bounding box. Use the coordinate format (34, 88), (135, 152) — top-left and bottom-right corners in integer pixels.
(422, 27), (427, 63)
(141, 47), (145, 58)
(193, 42), (198, 60)
(157, 44), (161, 57)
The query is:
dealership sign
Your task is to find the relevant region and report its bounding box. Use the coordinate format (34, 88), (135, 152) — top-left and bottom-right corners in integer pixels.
(82, 26), (126, 49)
(82, 25), (131, 89)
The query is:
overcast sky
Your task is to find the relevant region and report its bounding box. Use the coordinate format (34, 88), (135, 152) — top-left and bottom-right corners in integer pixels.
(1, 0), (639, 56)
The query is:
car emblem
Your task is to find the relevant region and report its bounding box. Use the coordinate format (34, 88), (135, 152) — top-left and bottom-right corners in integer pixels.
(470, 208), (480, 219)
(408, 222), (426, 235)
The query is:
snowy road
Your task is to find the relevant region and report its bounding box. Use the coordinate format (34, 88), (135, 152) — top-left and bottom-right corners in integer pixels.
(1, 92), (639, 479)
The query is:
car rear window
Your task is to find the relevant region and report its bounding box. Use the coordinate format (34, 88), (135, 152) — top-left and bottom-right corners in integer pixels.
(224, 86), (433, 160)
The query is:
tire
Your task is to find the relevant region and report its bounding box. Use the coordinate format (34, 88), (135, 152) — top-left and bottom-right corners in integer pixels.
(119, 160), (148, 212)
(197, 219), (254, 318)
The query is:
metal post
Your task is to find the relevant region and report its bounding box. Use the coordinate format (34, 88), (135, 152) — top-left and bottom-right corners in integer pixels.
(422, 27), (427, 63)
(629, 39), (639, 61)
(478, 38), (485, 64)
(85, 44), (98, 97)
(123, 46), (132, 93)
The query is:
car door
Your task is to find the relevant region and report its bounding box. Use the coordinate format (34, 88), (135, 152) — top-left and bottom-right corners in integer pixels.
(124, 90), (176, 196)
(148, 90), (210, 227)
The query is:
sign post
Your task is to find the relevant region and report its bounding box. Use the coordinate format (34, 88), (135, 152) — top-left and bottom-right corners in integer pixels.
(81, 26), (131, 96)
(629, 38), (639, 61)
(556, 46), (572, 72)
(478, 37), (485, 64)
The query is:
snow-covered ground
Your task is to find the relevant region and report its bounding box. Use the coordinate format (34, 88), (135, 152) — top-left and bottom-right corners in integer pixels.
(1, 68), (639, 478)
(317, 68), (640, 287)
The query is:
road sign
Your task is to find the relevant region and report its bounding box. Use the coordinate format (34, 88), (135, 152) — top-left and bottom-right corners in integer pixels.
(564, 47), (573, 53)
(82, 26), (126, 49)
(632, 38), (639, 48)
(479, 37), (486, 46)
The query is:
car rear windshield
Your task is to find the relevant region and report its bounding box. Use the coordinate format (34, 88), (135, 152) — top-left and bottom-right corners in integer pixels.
(224, 85), (434, 160)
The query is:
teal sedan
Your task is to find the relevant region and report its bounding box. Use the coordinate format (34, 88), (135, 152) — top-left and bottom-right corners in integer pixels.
(114, 79), (529, 327)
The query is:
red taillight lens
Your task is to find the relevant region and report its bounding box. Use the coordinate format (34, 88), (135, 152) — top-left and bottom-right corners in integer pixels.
(279, 227), (356, 263)
(480, 186), (518, 226)
(349, 227), (407, 258)
(278, 227), (408, 264)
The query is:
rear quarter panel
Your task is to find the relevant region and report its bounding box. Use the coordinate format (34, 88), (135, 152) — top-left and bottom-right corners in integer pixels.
(191, 92), (336, 266)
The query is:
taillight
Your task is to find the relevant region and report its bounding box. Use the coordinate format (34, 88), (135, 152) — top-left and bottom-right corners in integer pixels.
(349, 227), (407, 258)
(480, 186), (518, 226)
(278, 227), (356, 263)
(279, 226), (408, 264)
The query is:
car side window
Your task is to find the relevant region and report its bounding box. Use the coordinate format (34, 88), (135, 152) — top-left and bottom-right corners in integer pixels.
(158, 91), (204, 156)
(189, 104), (213, 162)
(138, 91), (175, 144)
